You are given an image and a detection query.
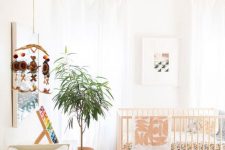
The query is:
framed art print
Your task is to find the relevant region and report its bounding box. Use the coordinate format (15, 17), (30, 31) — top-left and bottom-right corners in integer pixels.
(141, 37), (178, 86)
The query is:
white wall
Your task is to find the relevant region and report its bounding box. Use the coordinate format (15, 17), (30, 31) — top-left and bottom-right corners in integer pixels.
(0, 0), (192, 149)
(0, 0), (63, 149)
(122, 0), (191, 107)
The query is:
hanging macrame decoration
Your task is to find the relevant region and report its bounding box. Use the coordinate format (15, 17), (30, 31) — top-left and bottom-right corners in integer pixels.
(12, 44), (51, 94)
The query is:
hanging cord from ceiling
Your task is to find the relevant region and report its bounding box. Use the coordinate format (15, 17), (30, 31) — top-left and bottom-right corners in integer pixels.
(33, 0), (35, 34)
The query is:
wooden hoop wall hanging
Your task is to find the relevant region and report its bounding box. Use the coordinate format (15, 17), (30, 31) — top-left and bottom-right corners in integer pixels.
(12, 44), (51, 94)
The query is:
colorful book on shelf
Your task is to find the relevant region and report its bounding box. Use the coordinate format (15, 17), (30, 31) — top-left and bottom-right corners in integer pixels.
(35, 106), (59, 144)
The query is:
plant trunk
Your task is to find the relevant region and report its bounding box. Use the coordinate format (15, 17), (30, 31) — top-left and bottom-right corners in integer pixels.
(80, 120), (83, 150)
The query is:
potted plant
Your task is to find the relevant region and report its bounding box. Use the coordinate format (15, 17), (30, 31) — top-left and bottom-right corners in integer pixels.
(53, 48), (113, 150)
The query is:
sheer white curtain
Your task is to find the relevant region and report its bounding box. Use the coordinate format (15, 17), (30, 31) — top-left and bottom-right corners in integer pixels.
(190, 0), (225, 108)
(51, 0), (127, 149)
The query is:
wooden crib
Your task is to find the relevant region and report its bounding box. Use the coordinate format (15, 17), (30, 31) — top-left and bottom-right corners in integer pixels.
(117, 108), (225, 150)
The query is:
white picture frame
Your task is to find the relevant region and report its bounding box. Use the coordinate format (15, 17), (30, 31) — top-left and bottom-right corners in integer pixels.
(141, 37), (178, 86)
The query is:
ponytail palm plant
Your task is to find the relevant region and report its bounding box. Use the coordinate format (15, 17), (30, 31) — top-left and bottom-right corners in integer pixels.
(53, 50), (113, 150)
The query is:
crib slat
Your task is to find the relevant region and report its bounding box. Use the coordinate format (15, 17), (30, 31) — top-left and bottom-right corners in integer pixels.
(221, 117), (222, 150)
(126, 118), (129, 144)
(185, 117), (187, 150)
(208, 117), (210, 150)
(117, 114), (122, 150)
(191, 118), (193, 150)
(180, 117), (182, 145)
(121, 117), (123, 149)
(203, 117), (205, 150)
(214, 117), (216, 150)
(174, 117), (176, 143)
(197, 116), (199, 150)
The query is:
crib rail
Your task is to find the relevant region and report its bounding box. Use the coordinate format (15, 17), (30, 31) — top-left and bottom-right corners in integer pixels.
(118, 108), (217, 117)
(117, 108), (219, 150)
